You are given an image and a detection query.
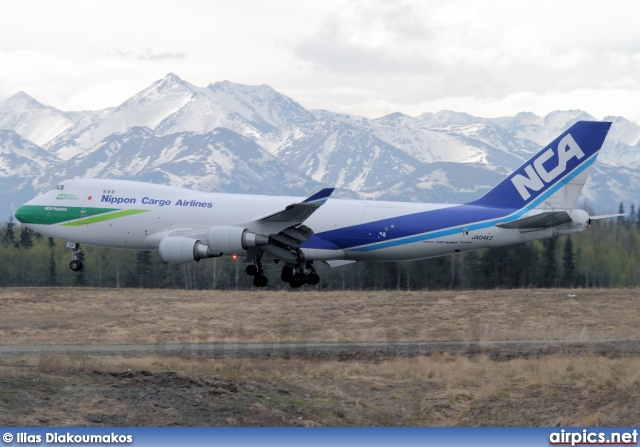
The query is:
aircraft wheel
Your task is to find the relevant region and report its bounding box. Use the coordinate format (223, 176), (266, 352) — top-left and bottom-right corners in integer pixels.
(253, 275), (268, 287)
(294, 272), (307, 285)
(246, 265), (258, 276)
(70, 260), (83, 272)
(289, 279), (303, 288)
(281, 266), (293, 282)
(307, 273), (320, 285)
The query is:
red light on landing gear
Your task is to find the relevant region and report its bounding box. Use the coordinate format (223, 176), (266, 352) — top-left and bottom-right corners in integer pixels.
(232, 254), (238, 260)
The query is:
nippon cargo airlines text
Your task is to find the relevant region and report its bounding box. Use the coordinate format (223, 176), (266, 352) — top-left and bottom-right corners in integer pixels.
(100, 195), (213, 208)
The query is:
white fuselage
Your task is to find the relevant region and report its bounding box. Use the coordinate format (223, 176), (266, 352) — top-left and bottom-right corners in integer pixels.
(18, 179), (587, 263)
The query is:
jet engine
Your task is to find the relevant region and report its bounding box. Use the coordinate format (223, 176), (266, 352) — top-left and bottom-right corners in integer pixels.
(158, 227), (270, 263)
(158, 237), (219, 263)
(207, 225), (269, 254)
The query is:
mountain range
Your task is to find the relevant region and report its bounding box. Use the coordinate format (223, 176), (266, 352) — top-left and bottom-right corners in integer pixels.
(0, 72), (639, 221)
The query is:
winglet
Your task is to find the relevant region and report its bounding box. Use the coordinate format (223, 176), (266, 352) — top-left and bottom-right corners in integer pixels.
(302, 188), (335, 205)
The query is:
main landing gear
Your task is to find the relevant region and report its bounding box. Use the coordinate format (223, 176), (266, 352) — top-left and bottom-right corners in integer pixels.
(280, 264), (320, 288)
(244, 257), (321, 289)
(67, 242), (84, 272)
(245, 255), (268, 287)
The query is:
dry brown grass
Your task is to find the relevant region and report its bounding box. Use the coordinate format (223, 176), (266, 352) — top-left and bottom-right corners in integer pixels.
(185, 353), (640, 425)
(0, 287), (637, 346)
(3, 287), (639, 426)
(4, 352), (639, 426)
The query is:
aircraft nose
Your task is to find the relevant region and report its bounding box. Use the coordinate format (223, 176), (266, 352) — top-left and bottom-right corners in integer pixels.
(15, 204), (36, 224)
(15, 205), (28, 223)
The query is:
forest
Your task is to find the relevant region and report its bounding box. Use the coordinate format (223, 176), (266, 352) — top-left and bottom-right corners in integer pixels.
(3, 203), (638, 290)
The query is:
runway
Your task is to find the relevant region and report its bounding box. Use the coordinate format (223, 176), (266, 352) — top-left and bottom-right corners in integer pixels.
(1, 338), (639, 359)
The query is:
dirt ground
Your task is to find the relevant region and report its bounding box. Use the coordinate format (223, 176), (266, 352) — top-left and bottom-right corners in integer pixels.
(1, 287), (640, 426)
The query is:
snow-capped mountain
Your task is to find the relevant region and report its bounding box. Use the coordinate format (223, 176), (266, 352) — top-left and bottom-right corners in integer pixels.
(49, 126), (322, 196)
(207, 81), (316, 133)
(597, 116), (640, 167)
(0, 92), (88, 147)
(0, 129), (62, 218)
(258, 118), (419, 193)
(1, 72), (639, 220)
(43, 74), (263, 161)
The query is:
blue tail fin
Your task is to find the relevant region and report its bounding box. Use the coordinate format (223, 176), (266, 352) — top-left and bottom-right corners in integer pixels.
(469, 121), (612, 209)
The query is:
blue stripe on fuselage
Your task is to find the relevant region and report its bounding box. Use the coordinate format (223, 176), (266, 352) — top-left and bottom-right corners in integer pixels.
(304, 152), (598, 252)
(305, 204), (514, 251)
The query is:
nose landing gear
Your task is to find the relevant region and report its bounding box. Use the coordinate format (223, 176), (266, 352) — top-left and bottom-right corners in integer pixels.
(67, 242), (84, 272)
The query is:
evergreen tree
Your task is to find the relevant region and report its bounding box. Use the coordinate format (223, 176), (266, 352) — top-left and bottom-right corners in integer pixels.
(562, 236), (575, 287)
(48, 250), (57, 286)
(19, 226), (33, 249)
(4, 217), (15, 246)
(512, 243), (540, 287)
(618, 202), (626, 225)
(47, 237), (57, 285)
(73, 269), (86, 286)
(136, 250), (152, 288)
(0, 213), (637, 290)
(72, 246), (86, 286)
(540, 238), (558, 287)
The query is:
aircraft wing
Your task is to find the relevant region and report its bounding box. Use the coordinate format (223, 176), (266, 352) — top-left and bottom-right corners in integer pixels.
(255, 188), (334, 224)
(239, 188), (335, 261)
(496, 211), (572, 229)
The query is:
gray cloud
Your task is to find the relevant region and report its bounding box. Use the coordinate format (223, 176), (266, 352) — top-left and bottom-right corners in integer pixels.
(291, 0), (640, 106)
(110, 48), (187, 61)
(294, 35), (433, 75)
(293, 3), (436, 74)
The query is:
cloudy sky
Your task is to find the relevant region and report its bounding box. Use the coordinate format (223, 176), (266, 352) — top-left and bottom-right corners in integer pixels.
(2, 0), (640, 122)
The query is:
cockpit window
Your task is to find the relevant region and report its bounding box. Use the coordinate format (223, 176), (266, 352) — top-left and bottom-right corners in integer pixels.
(53, 185), (64, 191)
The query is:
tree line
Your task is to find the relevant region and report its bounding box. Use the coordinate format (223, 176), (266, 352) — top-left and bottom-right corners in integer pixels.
(4, 202), (640, 290)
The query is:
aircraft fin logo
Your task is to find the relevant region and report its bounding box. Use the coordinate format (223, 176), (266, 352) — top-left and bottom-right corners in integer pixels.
(469, 121), (612, 209)
(511, 133), (585, 201)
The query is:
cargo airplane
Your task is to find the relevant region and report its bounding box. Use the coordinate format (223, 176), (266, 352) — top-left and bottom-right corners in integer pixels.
(15, 121), (614, 287)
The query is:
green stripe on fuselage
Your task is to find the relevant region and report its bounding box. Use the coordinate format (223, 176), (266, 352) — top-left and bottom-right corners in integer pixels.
(15, 205), (149, 226)
(62, 209), (149, 226)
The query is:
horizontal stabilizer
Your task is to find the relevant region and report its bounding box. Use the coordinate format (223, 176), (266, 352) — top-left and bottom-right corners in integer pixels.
(497, 211), (572, 229)
(589, 213), (626, 220)
(323, 260), (356, 268)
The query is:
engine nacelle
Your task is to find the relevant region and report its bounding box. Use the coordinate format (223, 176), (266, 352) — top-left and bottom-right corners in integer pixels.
(159, 237), (220, 263)
(207, 226), (269, 255)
